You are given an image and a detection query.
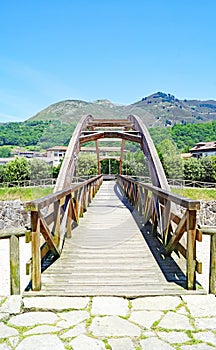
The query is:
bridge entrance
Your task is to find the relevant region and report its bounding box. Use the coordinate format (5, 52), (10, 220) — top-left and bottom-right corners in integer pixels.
(25, 116), (204, 296)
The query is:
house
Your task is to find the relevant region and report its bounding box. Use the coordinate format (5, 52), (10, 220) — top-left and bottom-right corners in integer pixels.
(46, 146), (68, 166)
(189, 141), (216, 158)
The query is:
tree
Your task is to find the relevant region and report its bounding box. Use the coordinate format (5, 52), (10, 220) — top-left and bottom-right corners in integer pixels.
(200, 156), (216, 182)
(77, 153), (97, 176)
(183, 158), (205, 181)
(157, 139), (184, 179)
(4, 157), (31, 182)
(0, 165), (5, 183)
(0, 146), (11, 158)
(29, 158), (52, 179)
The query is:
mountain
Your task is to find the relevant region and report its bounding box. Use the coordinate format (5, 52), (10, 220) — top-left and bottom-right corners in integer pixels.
(28, 92), (216, 127)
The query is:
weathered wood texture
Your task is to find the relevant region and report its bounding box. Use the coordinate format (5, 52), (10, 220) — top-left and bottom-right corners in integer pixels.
(26, 175), (103, 291)
(0, 228), (28, 295)
(201, 226), (216, 294)
(117, 175), (201, 291)
(27, 181), (205, 297)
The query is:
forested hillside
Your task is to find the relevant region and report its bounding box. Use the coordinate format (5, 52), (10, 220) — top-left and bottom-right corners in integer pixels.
(0, 119), (216, 154)
(149, 120), (216, 151)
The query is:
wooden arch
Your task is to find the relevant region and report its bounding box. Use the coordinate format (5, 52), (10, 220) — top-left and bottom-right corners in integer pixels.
(54, 114), (169, 192)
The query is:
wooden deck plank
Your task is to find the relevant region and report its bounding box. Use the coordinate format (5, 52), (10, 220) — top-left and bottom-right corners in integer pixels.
(28, 181), (205, 297)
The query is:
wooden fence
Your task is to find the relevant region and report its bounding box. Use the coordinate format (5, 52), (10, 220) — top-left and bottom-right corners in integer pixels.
(199, 226), (216, 294)
(26, 175), (103, 291)
(117, 175), (202, 290)
(0, 229), (29, 294)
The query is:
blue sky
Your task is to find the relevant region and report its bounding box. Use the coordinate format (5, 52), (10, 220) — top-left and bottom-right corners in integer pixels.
(0, 0), (216, 122)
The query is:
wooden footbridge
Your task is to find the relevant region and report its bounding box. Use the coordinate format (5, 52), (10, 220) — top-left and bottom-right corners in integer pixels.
(24, 115), (210, 296)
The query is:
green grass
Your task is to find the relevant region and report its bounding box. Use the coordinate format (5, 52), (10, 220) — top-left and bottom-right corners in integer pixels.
(0, 187), (53, 201)
(171, 187), (216, 201)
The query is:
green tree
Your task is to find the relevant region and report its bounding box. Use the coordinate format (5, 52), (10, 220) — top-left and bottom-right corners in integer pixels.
(157, 139), (183, 179)
(200, 156), (216, 182)
(183, 158), (205, 181)
(0, 165), (5, 183)
(0, 146), (11, 158)
(77, 153), (98, 176)
(29, 158), (52, 179)
(4, 157), (31, 182)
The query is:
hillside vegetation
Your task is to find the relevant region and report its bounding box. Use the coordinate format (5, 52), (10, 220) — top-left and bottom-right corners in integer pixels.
(28, 92), (216, 128)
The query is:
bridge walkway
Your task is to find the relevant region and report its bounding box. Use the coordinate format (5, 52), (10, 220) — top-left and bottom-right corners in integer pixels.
(30, 181), (204, 297)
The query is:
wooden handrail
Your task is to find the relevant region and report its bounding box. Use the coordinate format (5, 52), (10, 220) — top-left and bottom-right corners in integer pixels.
(0, 229), (30, 295)
(117, 175), (201, 291)
(26, 175), (103, 291)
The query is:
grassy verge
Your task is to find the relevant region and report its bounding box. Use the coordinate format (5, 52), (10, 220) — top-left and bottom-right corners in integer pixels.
(0, 186), (215, 202)
(171, 187), (216, 201)
(0, 187), (53, 201)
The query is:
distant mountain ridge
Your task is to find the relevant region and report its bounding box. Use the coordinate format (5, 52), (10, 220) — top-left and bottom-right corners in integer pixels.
(28, 92), (216, 127)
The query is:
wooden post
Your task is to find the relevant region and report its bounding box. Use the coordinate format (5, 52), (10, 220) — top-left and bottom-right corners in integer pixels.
(53, 200), (61, 246)
(31, 211), (41, 291)
(210, 233), (216, 294)
(187, 210), (197, 290)
(66, 197), (72, 238)
(10, 235), (20, 295)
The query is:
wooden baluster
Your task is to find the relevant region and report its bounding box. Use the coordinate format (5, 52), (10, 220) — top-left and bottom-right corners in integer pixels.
(10, 235), (20, 295)
(53, 200), (61, 247)
(210, 232), (216, 294)
(31, 211), (41, 291)
(66, 195), (72, 238)
(187, 209), (197, 290)
(79, 187), (84, 218)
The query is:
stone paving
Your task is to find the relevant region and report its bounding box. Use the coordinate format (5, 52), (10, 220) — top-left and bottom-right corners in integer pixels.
(0, 295), (215, 349)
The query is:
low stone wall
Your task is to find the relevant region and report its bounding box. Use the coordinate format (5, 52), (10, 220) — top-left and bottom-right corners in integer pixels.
(198, 200), (216, 226)
(0, 199), (215, 232)
(0, 200), (30, 231)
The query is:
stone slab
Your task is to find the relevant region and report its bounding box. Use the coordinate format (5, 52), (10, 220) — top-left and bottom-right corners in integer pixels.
(61, 322), (86, 338)
(182, 295), (216, 317)
(181, 344), (214, 350)
(16, 334), (65, 350)
(140, 337), (175, 350)
(158, 312), (194, 330)
(91, 297), (128, 316)
(157, 331), (190, 344)
(194, 331), (216, 346)
(57, 310), (89, 327)
(195, 317), (216, 330)
(90, 316), (141, 337)
(23, 296), (89, 310)
(0, 296), (22, 314)
(0, 322), (18, 339)
(132, 296), (181, 311)
(70, 334), (106, 350)
(9, 311), (58, 327)
(0, 344), (12, 350)
(130, 310), (163, 329)
(108, 337), (135, 350)
(24, 325), (60, 335)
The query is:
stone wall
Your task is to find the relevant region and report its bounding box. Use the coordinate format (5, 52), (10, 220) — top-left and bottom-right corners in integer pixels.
(197, 200), (216, 226)
(0, 200), (30, 231)
(0, 199), (215, 232)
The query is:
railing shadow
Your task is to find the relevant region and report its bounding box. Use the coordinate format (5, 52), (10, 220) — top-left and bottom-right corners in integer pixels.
(114, 183), (203, 291)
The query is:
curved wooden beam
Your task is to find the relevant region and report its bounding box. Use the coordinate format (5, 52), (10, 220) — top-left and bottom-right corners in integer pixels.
(128, 114), (169, 191)
(54, 114), (93, 192)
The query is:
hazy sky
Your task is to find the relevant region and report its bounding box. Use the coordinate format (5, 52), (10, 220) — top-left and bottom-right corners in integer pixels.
(0, 0), (216, 122)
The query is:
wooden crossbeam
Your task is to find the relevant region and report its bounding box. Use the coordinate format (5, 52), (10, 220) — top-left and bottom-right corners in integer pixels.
(165, 211), (187, 254)
(79, 131), (142, 144)
(40, 216), (60, 256)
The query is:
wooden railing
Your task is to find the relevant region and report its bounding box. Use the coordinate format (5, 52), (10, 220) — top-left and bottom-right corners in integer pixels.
(199, 226), (216, 294)
(117, 175), (202, 290)
(26, 175), (103, 291)
(0, 228), (29, 294)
